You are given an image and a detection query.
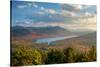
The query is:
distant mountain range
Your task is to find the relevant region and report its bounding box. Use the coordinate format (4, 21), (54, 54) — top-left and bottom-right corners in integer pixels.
(11, 26), (71, 37)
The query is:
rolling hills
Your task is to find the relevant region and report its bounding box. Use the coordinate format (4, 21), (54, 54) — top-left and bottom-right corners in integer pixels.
(11, 25), (96, 52)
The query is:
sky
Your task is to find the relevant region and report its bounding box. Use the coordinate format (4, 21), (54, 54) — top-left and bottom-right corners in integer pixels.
(11, 1), (96, 31)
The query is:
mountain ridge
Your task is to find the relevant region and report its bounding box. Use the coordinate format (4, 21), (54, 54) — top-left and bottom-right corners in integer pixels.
(11, 26), (71, 37)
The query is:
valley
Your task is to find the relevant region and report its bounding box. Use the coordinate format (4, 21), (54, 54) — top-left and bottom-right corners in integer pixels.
(11, 26), (96, 53)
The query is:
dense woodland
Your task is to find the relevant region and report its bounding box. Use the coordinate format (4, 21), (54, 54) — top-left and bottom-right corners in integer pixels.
(11, 44), (96, 66)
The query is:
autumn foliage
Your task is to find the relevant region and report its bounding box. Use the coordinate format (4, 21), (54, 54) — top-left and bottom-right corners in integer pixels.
(11, 45), (96, 66)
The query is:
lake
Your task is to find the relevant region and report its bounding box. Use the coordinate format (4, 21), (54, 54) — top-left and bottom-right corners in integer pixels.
(35, 35), (78, 45)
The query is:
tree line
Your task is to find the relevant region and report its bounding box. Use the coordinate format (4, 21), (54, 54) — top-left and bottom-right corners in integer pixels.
(11, 45), (96, 66)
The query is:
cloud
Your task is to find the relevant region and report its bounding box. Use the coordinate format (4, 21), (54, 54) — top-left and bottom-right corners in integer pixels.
(40, 6), (45, 10)
(17, 2), (39, 9)
(70, 4), (83, 10)
(61, 4), (83, 12)
(64, 15), (96, 31)
(17, 5), (27, 8)
(40, 7), (57, 14)
(84, 12), (95, 17)
(45, 9), (57, 14)
(60, 10), (77, 18)
(60, 4), (96, 18)
(25, 2), (38, 8)
(61, 4), (93, 12)
(60, 4), (83, 18)
(15, 20), (65, 27)
(26, 2), (32, 6)
(15, 14), (96, 31)
(32, 3), (38, 8)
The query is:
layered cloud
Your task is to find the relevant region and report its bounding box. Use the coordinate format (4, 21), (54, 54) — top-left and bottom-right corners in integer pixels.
(12, 1), (96, 31)
(65, 15), (96, 31)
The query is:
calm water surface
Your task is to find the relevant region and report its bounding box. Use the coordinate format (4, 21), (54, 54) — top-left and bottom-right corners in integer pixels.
(35, 35), (78, 45)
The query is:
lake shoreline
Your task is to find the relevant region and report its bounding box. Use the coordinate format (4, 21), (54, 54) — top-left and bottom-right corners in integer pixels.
(35, 35), (78, 45)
